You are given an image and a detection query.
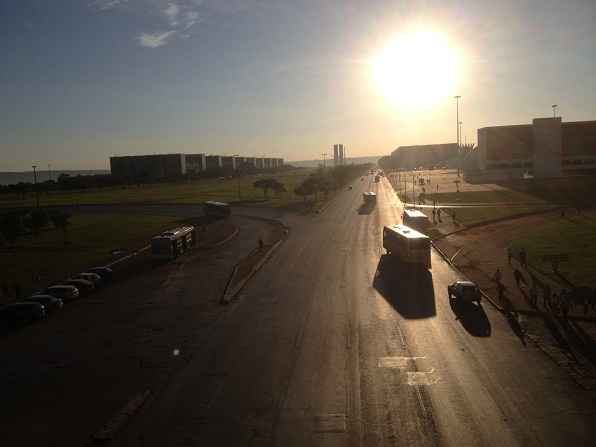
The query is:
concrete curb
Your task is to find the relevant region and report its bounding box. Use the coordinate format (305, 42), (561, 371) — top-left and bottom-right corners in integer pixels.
(91, 390), (151, 443)
(432, 206), (561, 240)
(105, 225), (239, 269)
(220, 238), (284, 304)
(203, 226), (239, 249)
(431, 241), (505, 313)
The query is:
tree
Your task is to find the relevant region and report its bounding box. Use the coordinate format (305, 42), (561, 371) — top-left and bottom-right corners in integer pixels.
(294, 184), (310, 202)
(253, 178), (285, 199)
(271, 181), (286, 196)
(0, 213), (23, 245)
(49, 210), (71, 245)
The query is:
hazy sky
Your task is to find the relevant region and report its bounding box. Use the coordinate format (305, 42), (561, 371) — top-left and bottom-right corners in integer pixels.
(1, 0), (595, 170)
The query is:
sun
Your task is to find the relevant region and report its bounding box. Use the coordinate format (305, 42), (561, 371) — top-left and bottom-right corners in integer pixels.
(372, 29), (460, 109)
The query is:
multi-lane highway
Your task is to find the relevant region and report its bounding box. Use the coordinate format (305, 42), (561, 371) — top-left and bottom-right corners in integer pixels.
(119, 175), (594, 446)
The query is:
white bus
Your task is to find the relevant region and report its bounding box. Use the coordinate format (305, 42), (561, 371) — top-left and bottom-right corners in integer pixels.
(383, 224), (431, 269)
(402, 208), (432, 233)
(151, 226), (196, 260)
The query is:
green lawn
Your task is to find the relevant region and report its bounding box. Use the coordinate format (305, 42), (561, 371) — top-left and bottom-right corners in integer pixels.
(510, 213), (596, 288)
(0, 169), (313, 209)
(0, 213), (180, 297)
(426, 190), (551, 225)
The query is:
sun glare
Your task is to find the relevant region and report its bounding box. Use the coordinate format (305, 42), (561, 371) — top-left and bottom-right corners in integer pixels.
(372, 29), (459, 109)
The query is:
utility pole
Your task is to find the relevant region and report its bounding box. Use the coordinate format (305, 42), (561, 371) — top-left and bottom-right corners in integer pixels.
(412, 175), (415, 209)
(454, 95), (461, 176)
(32, 165), (39, 208)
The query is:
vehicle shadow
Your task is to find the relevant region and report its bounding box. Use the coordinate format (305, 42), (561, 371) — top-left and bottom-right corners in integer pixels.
(373, 255), (436, 319)
(449, 298), (492, 337)
(357, 202), (376, 215)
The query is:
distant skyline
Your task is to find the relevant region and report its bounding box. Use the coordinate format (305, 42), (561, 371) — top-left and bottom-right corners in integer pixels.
(2, 0), (595, 171)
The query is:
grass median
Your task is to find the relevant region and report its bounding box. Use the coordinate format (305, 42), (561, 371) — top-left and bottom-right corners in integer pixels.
(510, 211), (596, 288)
(426, 190), (551, 225)
(0, 169), (313, 209)
(0, 213), (181, 299)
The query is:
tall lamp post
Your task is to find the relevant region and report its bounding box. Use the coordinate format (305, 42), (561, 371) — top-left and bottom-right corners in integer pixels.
(454, 95), (461, 176)
(552, 104), (558, 118)
(32, 165), (39, 208)
(233, 154), (241, 201)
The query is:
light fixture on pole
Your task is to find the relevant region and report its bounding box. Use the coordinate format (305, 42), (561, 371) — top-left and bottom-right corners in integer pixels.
(454, 95), (461, 176)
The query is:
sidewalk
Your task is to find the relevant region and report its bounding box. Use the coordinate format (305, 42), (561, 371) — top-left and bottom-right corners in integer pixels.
(432, 214), (596, 322)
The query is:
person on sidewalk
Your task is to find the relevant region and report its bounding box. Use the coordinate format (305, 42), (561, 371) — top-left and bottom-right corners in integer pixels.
(520, 247), (528, 269)
(494, 268), (503, 284)
(513, 268), (526, 288)
(497, 282), (506, 303)
(507, 247), (513, 265)
(530, 286), (538, 307)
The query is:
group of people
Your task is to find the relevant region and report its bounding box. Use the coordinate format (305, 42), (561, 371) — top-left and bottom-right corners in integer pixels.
(495, 247), (595, 318)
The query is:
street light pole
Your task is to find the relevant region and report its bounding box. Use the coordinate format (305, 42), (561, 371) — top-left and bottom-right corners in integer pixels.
(32, 165), (39, 208)
(454, 95), (461, 176)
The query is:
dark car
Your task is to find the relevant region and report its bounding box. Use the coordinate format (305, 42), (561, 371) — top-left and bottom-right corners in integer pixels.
(0, 302), (46, 327)
(45, 285), (80, 302)
(25, 295), (64, 313)
(61, 279), (95, 295)
(87, 266), (114, 283)
(448, 280), (482, 304)
(73, 272), (103, 287)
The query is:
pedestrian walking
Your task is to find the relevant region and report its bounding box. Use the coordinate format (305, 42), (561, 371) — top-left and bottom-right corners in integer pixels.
(544, 285), (552, 309)
(520, 247), (528, 269)
(494, 268), (503, 284)
(513, 268), (524, 288)
(530, 286), (538, 307)
(432, 208), (436, 223)
(258, 238), (264, 250)
(497, 282), (506, 303)
(561, 295), (570, 318)
(507, 247), (513, 265)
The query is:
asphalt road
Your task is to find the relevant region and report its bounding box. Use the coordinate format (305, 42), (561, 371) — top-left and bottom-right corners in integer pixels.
(119, 175), (595, 447)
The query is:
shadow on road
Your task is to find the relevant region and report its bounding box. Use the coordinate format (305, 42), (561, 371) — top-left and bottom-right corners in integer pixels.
(449, 298), (492, 337)
(373, 255), (436, 319)
(357, 202), (376, 215)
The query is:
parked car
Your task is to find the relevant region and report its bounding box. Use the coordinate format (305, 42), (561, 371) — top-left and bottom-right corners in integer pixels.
(448, 281), (482, 304)
(73, 272), (103, 287)
(87, 266), (114, 283)
(25, 295), (64, 313)
(0, 302), (46, 327)
(61, 279), (95, 295)
(45, 285), (80, 302)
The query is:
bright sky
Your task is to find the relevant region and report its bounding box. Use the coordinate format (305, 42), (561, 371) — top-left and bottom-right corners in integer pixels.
(1, 0), (595, 170)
